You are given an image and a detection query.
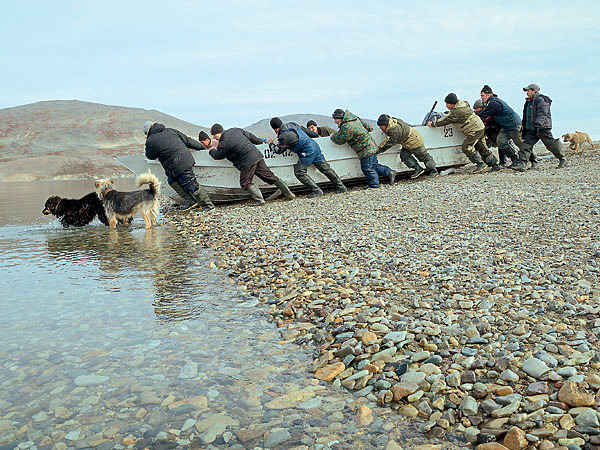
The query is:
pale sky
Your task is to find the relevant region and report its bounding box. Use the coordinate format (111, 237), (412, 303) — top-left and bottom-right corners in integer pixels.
(2, 0), (599, 137)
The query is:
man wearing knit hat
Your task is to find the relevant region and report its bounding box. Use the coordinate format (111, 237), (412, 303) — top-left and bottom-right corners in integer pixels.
(476, 85), (522, 168)
(511, 83), (566, 170)
(208, 123), (295, 205)
(330, 108), (396, 188)
(267, 117), (347, 197)
(143, 121), (214, 211)
(269, 117), (318, 138)
(306, 120), (336, 137)
(377, 114), (438, 179)
(427, 94), (501, 173)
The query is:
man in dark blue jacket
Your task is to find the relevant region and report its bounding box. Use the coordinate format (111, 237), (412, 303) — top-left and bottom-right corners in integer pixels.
(209, 123), (295, 205)
(511, 84), (566, 171)
(477, 85), (522, 168)
(143, 121), (214, 211)
(274, 126), (347, 197)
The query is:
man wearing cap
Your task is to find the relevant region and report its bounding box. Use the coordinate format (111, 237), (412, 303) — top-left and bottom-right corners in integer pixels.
(143, 121), (215, 211)
(476, 85), (522, 168)
(208, 123), (295, 205)
(306, 120), (336, 137)
(198, 131), (219, 150)
(512, 83), (566, 170)
(427, 93), (501, 173)
(330, 108), (397, 188)
(274, 127), (347, 197)
(376, 114), (438, 179)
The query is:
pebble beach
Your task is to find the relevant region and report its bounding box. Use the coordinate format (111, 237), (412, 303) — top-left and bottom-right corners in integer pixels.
(171, 150), (600, 450)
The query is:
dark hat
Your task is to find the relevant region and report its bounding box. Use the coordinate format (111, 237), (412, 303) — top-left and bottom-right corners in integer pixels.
(444, 93), (458, 104)
(332, 108), (345, 119)
(270, 117), (283, 130)
(198, 131), (210, 141)
(306, 120), (317, 128)
(523, 83), (540, 92)
(473, 99), (484, 109)
(210, 123), (224, 135)
(278, 129), (299, 148)
(376, 114), (390, 127)
(481, 84), (493, 94)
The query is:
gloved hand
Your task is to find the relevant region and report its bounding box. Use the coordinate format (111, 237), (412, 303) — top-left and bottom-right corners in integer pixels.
(260, 138), (268, 144)
(534, 127), (540, 138)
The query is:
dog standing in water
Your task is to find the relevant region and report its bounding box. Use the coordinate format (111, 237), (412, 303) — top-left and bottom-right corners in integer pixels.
(95, 172), (161, 228)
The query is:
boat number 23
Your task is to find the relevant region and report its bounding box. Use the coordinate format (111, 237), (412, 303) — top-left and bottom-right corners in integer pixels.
(443, 126), (453, 138)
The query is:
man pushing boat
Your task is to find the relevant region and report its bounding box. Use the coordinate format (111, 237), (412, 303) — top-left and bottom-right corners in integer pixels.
(208, 123), (295, 205)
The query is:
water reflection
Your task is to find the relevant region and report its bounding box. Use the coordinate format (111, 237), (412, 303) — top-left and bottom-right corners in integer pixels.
(45, 225), (212, 321)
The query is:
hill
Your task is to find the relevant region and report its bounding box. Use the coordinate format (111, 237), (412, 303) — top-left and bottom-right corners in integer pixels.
(0, 101), (357, 182)
(0, 100), (210, 182)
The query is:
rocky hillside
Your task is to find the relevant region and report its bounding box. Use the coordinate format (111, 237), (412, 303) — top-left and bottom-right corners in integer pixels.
(0, 100), (210, 182)
(0, 101), (354, 182)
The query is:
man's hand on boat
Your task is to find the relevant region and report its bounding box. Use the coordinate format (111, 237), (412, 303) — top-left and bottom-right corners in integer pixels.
(427, 121), (434, 127)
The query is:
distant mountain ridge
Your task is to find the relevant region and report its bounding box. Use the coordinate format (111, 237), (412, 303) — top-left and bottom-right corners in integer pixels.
(0, 100), (351, 182)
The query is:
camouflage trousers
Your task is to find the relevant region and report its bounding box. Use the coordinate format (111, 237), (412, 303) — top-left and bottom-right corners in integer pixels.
(399, 129), (437, 170)
(462, 129), (494, 162)
(496, 127), (523, 163)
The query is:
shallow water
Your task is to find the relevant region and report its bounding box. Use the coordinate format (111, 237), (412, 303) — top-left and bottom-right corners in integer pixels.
(0, 181), (423, 450)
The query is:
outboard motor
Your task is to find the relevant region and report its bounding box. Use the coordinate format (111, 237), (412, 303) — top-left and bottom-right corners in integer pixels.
(421, 101), (444, 125)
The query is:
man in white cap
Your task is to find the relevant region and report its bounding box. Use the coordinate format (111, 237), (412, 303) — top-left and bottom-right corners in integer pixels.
(143, 121), (214, 211)
(511, 83), (566, 170)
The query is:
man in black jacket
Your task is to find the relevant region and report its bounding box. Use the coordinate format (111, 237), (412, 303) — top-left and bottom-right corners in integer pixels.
(143, 121), (214, 211)
(209, 124), (295, 205)
(512, 83), (566, 171)
(306, 120), (336, 137)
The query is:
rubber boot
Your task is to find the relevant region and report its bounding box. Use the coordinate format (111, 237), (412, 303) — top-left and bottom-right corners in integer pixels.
(301, 177), (323, 198)
(245, 184), (266, 206)
(547, 140), (567, 168)
(317, 164), (347, 193)
(469, 153), (487, 173)
(190, 188), (215, 211)
(424, 155), (438, 178)
(529, 152), (539, 170)
(485, 154), (502, 172)
(169, 181), (197, 211)
(273, 179), (295, 200)
(401, 152), (423, 179)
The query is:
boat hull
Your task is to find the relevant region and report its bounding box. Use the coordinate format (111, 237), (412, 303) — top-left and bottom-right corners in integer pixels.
(117, 124), (469, 203)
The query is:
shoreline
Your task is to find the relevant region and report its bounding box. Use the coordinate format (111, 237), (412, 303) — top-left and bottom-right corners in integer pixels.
(169, 151), (600, 449)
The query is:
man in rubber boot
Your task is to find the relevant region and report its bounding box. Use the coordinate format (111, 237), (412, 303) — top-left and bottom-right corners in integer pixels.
(511, 83), (566, 171)
(274, 127), (347, 197)
(476, 85), (523, 169)
(306, 120), (336, 137)
(474, 100), (538, 170)
(208, 123), (295, 205)
(427, 93), (501, 173)
(143, 121), (215, 211)
(377, 114), (438, 179)
(330, 108), (397, 188)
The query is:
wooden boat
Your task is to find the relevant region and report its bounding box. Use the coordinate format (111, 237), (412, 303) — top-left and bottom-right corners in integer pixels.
(117, 123), (468, 203)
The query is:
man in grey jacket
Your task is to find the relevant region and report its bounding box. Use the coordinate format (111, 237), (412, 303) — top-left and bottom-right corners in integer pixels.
(511, 83), (566, 171)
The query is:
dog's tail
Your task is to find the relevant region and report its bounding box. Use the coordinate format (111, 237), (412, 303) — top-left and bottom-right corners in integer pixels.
(136, 171), (161, 197)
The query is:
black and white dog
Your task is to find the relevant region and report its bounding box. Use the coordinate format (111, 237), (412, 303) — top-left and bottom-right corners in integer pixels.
(95, 172), (161, 228)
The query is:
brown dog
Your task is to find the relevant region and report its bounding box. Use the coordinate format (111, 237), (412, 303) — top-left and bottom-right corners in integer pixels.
(562, 131), (595, 153)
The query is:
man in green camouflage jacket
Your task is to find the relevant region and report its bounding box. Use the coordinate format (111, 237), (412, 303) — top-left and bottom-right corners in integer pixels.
(330, 109), (396, 188)
(377, 114), (438, 179)
(427, 93), (501, 173)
